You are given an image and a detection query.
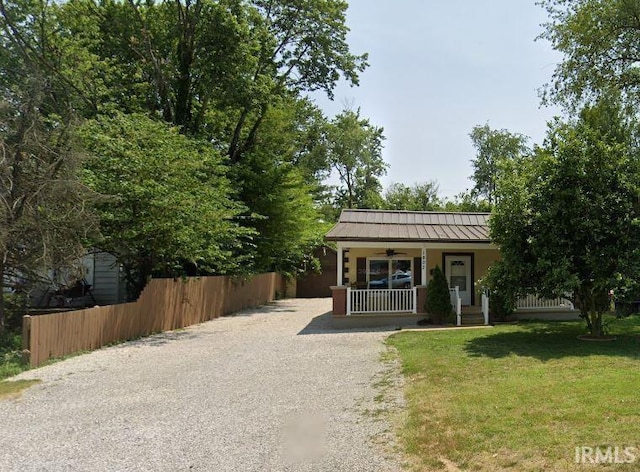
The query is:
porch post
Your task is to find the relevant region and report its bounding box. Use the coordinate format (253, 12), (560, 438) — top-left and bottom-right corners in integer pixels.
(421, 245), (427, 285)
(337, 242), (344, 285)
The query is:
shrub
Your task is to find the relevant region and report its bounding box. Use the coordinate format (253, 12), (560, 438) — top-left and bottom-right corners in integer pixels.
(2, 293), (28, 332)
(481, 260), (517, 322)
(426, 265), (453, 324)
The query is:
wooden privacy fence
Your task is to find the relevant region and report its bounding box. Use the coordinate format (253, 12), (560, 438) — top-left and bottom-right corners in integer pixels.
(23, 273), (284, 367)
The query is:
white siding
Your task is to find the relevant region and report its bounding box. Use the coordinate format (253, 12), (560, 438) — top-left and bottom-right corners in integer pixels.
(91, 252), (123, 305)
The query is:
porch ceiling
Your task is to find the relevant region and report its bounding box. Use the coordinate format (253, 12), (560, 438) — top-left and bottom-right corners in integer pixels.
(325, 209), (491, 243)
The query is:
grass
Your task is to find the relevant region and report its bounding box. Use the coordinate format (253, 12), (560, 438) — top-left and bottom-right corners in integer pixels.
(0, 328), (38, 400)
(0, 329), (29, 381)
(0, 378), (41, 399)
(387, 315), (640, 471)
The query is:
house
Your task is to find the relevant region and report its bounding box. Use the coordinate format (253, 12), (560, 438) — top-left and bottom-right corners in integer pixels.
(81, 251), (128, 305)
(31, 251), (128, 308)
(325, 209), (577, 328)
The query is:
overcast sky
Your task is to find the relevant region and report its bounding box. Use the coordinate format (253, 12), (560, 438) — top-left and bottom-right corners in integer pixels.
(311, 0), (564, 198)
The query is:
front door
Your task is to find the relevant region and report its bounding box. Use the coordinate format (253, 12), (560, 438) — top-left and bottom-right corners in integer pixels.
(444, 255), (472, 305)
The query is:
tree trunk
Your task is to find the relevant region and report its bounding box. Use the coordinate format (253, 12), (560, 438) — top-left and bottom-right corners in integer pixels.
(228, 108), (249, 162)
(589, 311), (604, 337)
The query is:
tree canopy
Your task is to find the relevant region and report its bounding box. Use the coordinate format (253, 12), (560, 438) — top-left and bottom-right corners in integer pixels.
(79, 113), (252, 293)
(0, 0), (373, 297)
(469, 124), (530, 206)
(325, 107), (387, 210)
(383, 181), (442, 211)
(539, 0), (640, 110)
(490, 96), (640, 336)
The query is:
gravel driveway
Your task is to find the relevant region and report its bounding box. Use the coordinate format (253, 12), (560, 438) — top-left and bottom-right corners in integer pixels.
(1, 298), (404, 471)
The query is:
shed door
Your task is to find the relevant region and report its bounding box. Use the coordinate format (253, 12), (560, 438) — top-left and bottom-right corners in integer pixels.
(444, 255), (472, 305)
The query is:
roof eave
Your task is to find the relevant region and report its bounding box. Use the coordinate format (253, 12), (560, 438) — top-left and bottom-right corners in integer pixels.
(324, 236), (493, 244)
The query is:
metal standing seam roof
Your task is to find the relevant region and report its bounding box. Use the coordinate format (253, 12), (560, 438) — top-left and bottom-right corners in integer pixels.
(324, 209), (491, 243)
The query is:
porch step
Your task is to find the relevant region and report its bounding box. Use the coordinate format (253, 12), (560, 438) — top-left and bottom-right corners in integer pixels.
(460, 313), (485, 326)
(461, 306), (482, 315)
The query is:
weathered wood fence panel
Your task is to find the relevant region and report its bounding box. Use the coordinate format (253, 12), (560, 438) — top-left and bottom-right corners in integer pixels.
(23, 273), (283, 367)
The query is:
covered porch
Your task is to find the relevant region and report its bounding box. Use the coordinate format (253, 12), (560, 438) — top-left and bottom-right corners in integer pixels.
(329, 240), (497, 327)
(324, 209), (500, 328)
(325, 209), (578, 329)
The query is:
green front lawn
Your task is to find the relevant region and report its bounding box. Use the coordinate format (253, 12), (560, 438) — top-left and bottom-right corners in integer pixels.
(387, 316), (640, 471)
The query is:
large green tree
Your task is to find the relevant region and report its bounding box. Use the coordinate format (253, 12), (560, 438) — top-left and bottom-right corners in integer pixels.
(0, 83), (96, 331)
(469, 124), (529, 205)
(0, 0), (370, 285)
(539, 0), (640, 109)
(233, 98), (329, 274)
(79, 113), (252, 294)
(326, 107), (387, 209)
(33, 0), (367, 156)
(0, 0), (97, 330)
(491, 97), (640, 337)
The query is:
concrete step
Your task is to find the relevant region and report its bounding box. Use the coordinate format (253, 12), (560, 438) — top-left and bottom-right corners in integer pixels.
(461, 306), (482, 315)
(460, 313), (485, 326)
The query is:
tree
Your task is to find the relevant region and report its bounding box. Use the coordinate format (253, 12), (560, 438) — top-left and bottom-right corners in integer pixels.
(79, 113), (252, 294)
(469, 124), (529, 205)
(0, 81), (96, 331)
(0, 0), (97, 332)
(326, 108), (387, 209)
(384, 181), (442, 211)
(224, 0), (368, 162)
(441, 191), (492, 213)
(539, 0), (640, 110)
(40, 0), (367, 158)
(0, 0), (368, 288)
(233, 100), (329, 275)
(425, 265), (452, 324)
(491, 96), (640, 337)
(480, 260), (517, 322)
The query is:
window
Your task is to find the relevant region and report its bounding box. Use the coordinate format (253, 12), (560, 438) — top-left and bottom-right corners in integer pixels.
(367, 258), (412, 289)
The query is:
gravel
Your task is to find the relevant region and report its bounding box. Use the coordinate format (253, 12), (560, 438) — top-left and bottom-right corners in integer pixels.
(1, 298), (405, 471)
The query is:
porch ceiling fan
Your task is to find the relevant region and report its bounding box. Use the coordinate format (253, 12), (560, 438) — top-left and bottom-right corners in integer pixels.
(374, 248), (407, 257)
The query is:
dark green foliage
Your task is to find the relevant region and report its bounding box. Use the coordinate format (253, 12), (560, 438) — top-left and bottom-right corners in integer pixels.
(469, 124), (530, 205)
(539, 0), (640, 110)
(0, 0), (98, 332)
(481, 260), (517, 322)
(326, 108), (387, 209)
(441, 191), (492, 212)
(426, 265), (453, 324)
(0, 0), (372, 289)
(1, 294), (27, 332)
(79, 113), (253, 294)
(235, 153), (326, 276)
(0, 327), (25, 380)
(491, 96), (640, 336)
(384, 181), (442, 211)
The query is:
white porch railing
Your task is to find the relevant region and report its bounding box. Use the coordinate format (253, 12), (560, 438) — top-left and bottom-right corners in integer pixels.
(481, 289), (490, 325)
(449, 287), (462, 326)
(516, 294), (574, 311)
(347, 287), (416, 315)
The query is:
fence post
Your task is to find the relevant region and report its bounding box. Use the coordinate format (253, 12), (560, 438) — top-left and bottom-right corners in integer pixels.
(22, 315), (31, 365)
(346, 287), (352, 316)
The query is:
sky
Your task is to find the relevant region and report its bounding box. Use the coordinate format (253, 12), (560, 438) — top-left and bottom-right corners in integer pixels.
(311, 0), (564, 198)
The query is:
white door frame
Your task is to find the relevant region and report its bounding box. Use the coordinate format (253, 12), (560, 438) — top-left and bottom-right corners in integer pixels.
(444, 254), (473, 306)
